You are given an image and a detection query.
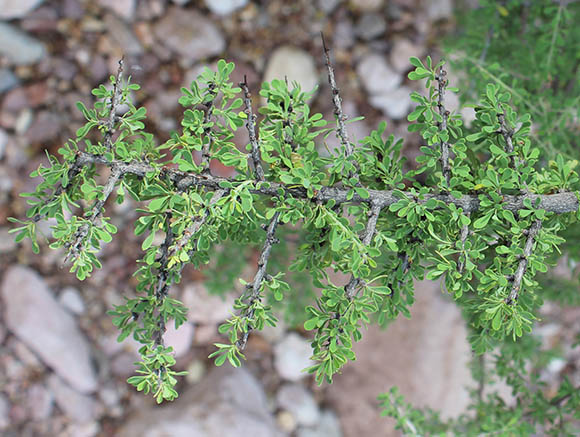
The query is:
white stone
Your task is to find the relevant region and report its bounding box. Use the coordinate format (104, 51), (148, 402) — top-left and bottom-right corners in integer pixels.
(355, 13), (387, 41)
(204, 0), (247, 15)
(369, 85), (412, 119)
(154, 8), (225, 67)
(26, 383), (54, 420)
(0, 227), (16, 253)
(0, 69), (18, 94)
(98, 0), (136, 21)
(59, 286), (86, 315)
(164, 321), (194, 358)
(274, 333), (314, 382)
(0, 394), (8, 430)
(48, 374), (97, 423)
(104, 13), (143, 55)
(0, 0), (44, 19)
(276, 384), (320, 427)
(389, 39), (424, 73)
(297, 409), (342, 437)
(1, 266), (98, 393)
(357, 53), (401, 95)
(263, 46), (319, 96)
(0, 23), (46, 65)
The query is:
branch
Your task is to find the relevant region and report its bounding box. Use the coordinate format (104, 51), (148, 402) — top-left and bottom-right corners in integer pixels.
(505, 219), (542, 305)
(75, 152), (580, 214)
(435, 66), (451, 187)
(200, 83), (218, 173)
(237, 211), (281, 350)
(103, 58), (124, 153)
(240, 76), (265, 181)
(344, 202), (382, 299)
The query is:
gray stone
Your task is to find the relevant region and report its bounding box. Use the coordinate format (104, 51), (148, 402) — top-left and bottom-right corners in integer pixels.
(357, 53), (401, 95)
(0, 128), (8, 161)
(163, 321), (195, 358)
(318, 0), (342, 13)
(58, 286), (86, 315)
(0, 394), (8, 430)
(118, 366), (283, 437)
(427, 0), (453, 21)
(0, 68), (19, 94)
(350, 0), (383, 11)
(26, 383), (54, 420)
(48, 374), (97, 423)
(355, 13), (387, 41)
(154, 8), (225, 67)
(0, 0), (44, 19)
(104, 13), (143, 55)
(1, 266), (98, 393)
(263, 46), (319, 96)
(369, 85), (412, 119)
(274, 333), (314, 382)
(389, 39), (424, 73)
(297, 409), (342, 437)
(277, 383), (320, 427)
(0, 23), (46, 65)
(98, 0), (135, 21)
(204, 0), (247, 15)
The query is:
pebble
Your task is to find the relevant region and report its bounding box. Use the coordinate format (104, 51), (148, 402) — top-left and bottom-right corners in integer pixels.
(263, 46), (319, 96)
(48, 375), (98, 423)
(317, 0), (342, 13)
(349, 0), (383, 12)
(276, 383), (320, 427)
(389, 39), (425, 73)
(25, 111), (62, 144)
(118, 366), (283, 437)
(204, 0), (247, 15)
(356, 53), (401, 95)
(277, 410), (297, 433)
(427, 0), (453, 21)
(274, 333), (314, 381)
(0, 69), (19, 94)
(153, 8), (225, 67)
(1, 266), (98, 393)
(181, 282), (234, 325)
(0, 0), (44, 19)
(58, 286), (86, 315)
(355, 13), (387, 41)
(163, 321), (195, 358)
(26, 383), (54, 421)
(0, 23), (46, 65)
(0, 394), (8, 430)
(98, 0), (136, 21)
(0, 130), (7, 160)
(297, 409), (343, 437)
(369, 85), (412, 119)
(104, 13), (143, 55)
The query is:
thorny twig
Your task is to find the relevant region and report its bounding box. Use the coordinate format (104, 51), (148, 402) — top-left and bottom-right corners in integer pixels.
(200, 83), (218, 173)
(103, 58), (125, 153)
(435, 66), (451, 187)
(240, 75), (265, 181)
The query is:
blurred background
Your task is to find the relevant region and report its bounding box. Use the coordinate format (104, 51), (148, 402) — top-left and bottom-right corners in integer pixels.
(0, 0), (578, 436)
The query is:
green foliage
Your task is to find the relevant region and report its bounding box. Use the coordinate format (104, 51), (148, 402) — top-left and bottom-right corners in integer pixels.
(11, 41), (580, 434)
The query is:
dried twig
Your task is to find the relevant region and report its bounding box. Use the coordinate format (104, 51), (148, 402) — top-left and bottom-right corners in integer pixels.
(435, 66), (451, 187)
(240, 76), (265, 181)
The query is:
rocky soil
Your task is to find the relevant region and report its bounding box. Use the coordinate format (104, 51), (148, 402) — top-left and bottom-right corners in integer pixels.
(1, 1), (578, 436)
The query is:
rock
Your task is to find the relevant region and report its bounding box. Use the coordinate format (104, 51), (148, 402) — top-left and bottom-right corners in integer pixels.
(276, 383), (320, 427)
(0, 69), (19, 94)
(1, 266), (98, 393)
(317, 0), (342, 13)
(163, 321), (195, 358)
(277, 410), (297, 433)
(0, 23), (46, 65)
(259, 318), (286, 343)
(118, 366), (284, 437)
(0, 0), (44, 19)
(349, 0), (383, 12)
(153, 8), (225, 67)
(185, 359), (206, 384)
(427, 0), (453, 21)
(58, 286), (86, 315)
(171, 0), (190, 4)
(104, 13), (143, 55)
(0, 394), (8, 430)
(334, 19), (355, 49)
(355, 13), (387, 41)
(356, 53), (401, 96)
(181, 283), (234, 325)
(389, 39), (424, 73)
(297, 409), (342, 437)
(0, 129), (6, 160)
(26, 383), (54, 420)
(274, 333), (314, 382)
(369, 85), (412, 119)
(98, 0), (136, 21)
(24, 111), (62, 144)
(263, 46), (319, 95)
(47, 375), (97, 423)
(204, 0), (247, 15)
